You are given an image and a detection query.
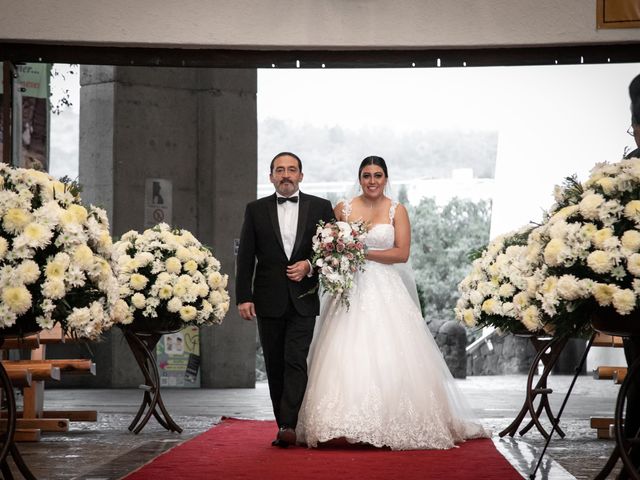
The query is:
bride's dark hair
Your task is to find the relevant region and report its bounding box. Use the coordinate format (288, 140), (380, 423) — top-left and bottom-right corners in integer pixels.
(358, 156), (388, 178)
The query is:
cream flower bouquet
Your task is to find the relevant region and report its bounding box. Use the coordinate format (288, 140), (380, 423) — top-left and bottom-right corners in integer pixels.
(0, 163), (124, 339)
(525, 157), (640, 335)
(455, 226), (547, 335)
(112, 223), (229, 327)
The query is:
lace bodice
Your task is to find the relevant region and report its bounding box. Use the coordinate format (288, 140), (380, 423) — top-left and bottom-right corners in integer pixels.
(342, 198), (397, 251)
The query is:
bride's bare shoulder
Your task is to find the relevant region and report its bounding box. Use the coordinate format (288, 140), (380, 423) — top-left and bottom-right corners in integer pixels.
(333, 200), (346, 220)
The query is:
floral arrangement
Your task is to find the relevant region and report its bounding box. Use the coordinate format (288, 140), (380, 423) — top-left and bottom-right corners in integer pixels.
(311, 220), (367, 309)
(454, 226), (548, 335)
(523, 159), (640, 333)
(0, 163), (124, 339)
(112, 223), (229, 326)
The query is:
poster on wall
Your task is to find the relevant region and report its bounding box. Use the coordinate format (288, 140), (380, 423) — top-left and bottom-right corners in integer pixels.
(156, 325), (201, 388)
(0, 63), (50, 171)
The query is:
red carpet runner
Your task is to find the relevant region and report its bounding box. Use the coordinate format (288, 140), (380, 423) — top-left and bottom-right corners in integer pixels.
(124, 418), (521, 479)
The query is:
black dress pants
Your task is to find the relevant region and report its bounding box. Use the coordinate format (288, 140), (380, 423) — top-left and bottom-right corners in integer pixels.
(257, 301), (315, 429)
(623, 335), (640, 469)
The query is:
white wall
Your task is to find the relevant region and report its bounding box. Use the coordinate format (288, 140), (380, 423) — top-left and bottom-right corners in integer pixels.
(0, 0), (638, 49)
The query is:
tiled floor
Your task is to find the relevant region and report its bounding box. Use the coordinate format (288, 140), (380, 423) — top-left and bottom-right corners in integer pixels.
(3, 375), (627, 479)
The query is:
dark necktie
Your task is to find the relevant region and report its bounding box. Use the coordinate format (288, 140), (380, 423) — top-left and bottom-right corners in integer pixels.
(277, 196), (298, 204)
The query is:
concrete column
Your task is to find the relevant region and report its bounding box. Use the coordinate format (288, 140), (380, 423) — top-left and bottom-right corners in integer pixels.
(78, 65), (257, 388)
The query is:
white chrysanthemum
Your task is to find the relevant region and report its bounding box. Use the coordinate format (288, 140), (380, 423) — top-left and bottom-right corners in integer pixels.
(17, 260), (40, 284)
(539, 275), (557, 295)
(183, 259), (198, 273)
(214, 301), (229, 320)
(0, 237), (8, 260)
(521, 305), (542, 332)
(175, 247), (191, 262)
(548, 220), (568, 240)
(593, 228), (613, 249)
(544, 239), (568, 267)
(556, 275), (583, 300)
(2, 285), (32, 314)
(67, 307), (91, 329)
(481, 298), (499, 315)
(502, 302), (517, 318)
(498, 283), (515, 298)
(207, 271), (223, 289)
(130, 273), (149, 291)
(553, 205), (580, 221)
(579, 193), (605, 220)
(21, 222), (53, 248)
(67, 204), (88, 224)
(469, 290), (483, 306)
(95, 231), (113, 254)
(73, 244), (94, 270)
(158, 284), (173, 300)
(209, 290), (224, 305)
(621, 230), (640, 252)
(587, 250), (614, 274)
(612, 288), (636, 315)
(131, 293), (146, 309)
(198, 298), (214, 320)
(512, 291), (530, 309)
(3, 208), (32, 234)
(197, 283), (209, 298)
(112, 299), (134, 324)
(135, 251), (154, 267)
(42, 279), (66, 300)
(624, 200), (640, 223)
(179, 305), (197, 321)
(172, 283), (187, 299)
(45, 260), (66, 280)
(167, 297), (182, 313)
(627, 253), (640, 277)
(593, 283), (616, 306)
(596, 176), (617, 195)
(165, 257), (181, 274)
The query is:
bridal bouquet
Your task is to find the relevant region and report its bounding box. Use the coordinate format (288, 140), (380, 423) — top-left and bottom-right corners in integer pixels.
(311, 220), (367, 309)
(112, 223), (230, 327)
(0, 163), (125, 339)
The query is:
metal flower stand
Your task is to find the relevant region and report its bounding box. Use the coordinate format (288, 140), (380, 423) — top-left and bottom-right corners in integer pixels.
(0, 337), (36, 479)
(499, 335), (569, 440)
(121, 327), (183, 434)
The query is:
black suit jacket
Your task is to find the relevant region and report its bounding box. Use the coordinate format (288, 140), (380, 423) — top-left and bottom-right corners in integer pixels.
(626, 147), (640, 159)
(236, 192), (334, 318)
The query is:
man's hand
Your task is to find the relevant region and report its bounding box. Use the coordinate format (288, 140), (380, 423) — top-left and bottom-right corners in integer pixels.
(286, 260), (311, 282)
(238, 302), (256, 321)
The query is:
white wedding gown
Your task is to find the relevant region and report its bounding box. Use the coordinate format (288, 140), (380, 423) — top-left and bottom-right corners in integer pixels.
(296, 203), (489, 450)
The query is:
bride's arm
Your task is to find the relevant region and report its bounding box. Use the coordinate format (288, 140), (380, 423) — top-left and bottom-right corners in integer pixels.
(365, 204), (410, 264)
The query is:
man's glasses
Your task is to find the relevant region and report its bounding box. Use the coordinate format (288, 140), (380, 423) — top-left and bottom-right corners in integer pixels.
(628, 125), (636, 137)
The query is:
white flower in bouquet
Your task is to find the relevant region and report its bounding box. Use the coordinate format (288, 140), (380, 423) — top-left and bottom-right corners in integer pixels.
(309, 219), (368, 309)
(0, 164), (121, 338)
(112, 223), (229, 326)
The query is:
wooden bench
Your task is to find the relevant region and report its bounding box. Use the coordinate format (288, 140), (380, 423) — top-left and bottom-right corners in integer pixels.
(1, 325), (97, 441)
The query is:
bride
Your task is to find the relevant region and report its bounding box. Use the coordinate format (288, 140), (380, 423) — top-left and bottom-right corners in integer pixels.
(296, 156), (489, 450)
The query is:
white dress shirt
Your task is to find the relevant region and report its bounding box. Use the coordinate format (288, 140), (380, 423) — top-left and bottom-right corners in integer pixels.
(276, 191), (299, 259)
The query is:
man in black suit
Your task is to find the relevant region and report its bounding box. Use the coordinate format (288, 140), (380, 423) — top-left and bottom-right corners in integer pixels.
(623, 73), (640, 476)
(236, 152), (334, 448)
